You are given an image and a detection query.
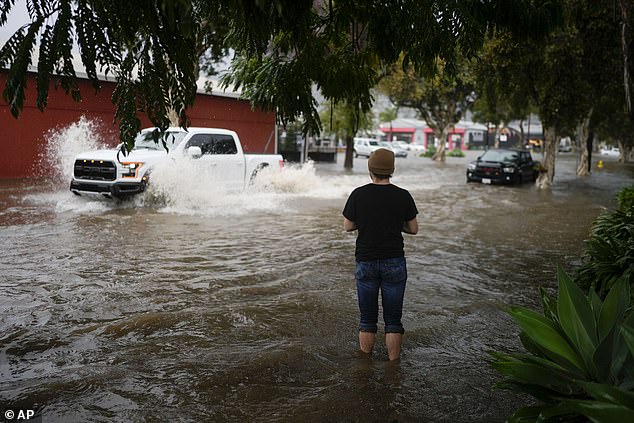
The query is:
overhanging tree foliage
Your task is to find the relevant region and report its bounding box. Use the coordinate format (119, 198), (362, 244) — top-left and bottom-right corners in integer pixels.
(0, 0), (564, 160)
(0, 0), (204, 154)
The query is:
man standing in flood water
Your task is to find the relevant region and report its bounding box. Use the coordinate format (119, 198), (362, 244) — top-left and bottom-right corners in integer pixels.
(342, 148), (418, 361)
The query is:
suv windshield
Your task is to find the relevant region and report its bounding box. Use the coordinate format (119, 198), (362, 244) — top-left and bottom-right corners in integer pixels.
(480, 150), (519, 163)
(133, 131), (187, 151)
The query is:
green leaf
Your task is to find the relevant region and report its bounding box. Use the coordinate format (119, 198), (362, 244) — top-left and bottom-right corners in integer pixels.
(562, 400), (634, 423)
(491, 361), (574, 394)
(598, 278), (630, 342)
(539, 286), (558, 323)
(508, 306), (586, 374)
(519, 330), (548, 358)
(622, 322), (634, 357)
(589, 290), (602, 323)
(577, 381), (634, 409)
(556, 267), (598, 375)
(593, 326), (618, 383)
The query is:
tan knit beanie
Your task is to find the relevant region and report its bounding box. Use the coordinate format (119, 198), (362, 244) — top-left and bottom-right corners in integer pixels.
(368, 148), (395, 176)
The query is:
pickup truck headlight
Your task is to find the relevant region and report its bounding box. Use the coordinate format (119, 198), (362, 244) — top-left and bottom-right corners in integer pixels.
(121, 162), (143, 178)
(502, 166), (515, 173)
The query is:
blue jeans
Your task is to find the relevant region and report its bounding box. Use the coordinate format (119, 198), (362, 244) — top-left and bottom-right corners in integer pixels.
(355, 257), (407, 334)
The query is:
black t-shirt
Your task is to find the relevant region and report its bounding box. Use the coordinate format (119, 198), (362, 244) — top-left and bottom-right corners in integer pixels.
(342, 183), (418, 261)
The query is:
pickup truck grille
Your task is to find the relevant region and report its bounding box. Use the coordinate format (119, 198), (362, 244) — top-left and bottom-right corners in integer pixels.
(475, 166), (501, 176)
(73, 159), (116, 181)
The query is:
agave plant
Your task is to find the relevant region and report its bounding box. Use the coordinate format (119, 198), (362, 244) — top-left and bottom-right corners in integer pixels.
(575, 186), (634, 297)
(576, 208), (634, 297)
(492, 268), (634, 422)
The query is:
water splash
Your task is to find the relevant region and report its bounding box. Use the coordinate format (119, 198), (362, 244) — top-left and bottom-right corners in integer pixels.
(34, 116), (112, 182)
(145, 159), (359, 216)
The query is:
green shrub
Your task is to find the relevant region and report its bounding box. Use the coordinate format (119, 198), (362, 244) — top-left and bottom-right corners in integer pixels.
(421, 145), (436, 158)
(491, 269), (634, 422)
(575, 186), (634, 297)
(617, 185), (634, 211)
(447, 148), (465, 157)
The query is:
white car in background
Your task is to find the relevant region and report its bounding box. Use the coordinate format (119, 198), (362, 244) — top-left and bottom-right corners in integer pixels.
(600, 146), (620, 157)
(408, 143), (426, 153)
(380, 141), (408, 158)
(393, 140), (413, 151)
(353, 137), (382, 157)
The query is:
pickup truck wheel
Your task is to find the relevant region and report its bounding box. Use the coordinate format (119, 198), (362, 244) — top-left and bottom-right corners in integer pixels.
(354, 150), (358, 158)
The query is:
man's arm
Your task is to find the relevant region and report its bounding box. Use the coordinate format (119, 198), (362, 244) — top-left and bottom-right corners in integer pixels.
(343, 217), (357, 232)
(402, 218), (418, 235)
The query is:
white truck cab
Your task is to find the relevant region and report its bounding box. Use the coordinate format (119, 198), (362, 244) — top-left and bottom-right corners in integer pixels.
(70, 127), (283, 199)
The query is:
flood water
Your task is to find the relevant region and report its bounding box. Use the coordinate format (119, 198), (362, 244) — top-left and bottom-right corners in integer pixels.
(1, 124), (633, 422)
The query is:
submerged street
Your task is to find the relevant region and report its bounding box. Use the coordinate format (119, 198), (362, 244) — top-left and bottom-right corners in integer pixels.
(1, 142), (632, 422)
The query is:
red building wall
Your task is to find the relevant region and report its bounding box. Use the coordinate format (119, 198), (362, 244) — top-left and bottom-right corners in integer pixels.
(0, 72), (276, 178)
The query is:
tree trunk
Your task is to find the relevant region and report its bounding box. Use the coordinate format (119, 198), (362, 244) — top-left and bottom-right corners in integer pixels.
(621, 0), (634, 120)
(536, 127), (558, 189)
(431, 127), (449, 162)
(625, 143), (634, 162)
(587, 131), (594, 171)
(617, 139), (626, 163)
(576, 111), (592, 176)
(344, 134), (354, 169)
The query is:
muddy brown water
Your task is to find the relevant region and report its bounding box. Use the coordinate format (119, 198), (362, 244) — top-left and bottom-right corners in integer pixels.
(1, 150), (632, 422)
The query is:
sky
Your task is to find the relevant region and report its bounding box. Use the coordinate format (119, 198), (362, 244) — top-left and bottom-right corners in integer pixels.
(1, 0), (29, 44)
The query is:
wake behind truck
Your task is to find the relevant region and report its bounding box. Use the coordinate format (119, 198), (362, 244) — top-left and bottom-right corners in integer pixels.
(70, 127), (284, 199)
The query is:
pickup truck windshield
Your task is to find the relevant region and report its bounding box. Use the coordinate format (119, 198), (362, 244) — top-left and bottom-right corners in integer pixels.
(133, 131), (187, 151)
(480, 150), (519, 162)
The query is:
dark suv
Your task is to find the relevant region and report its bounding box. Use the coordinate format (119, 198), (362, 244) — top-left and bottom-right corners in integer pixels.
(466, 148), (538, 185)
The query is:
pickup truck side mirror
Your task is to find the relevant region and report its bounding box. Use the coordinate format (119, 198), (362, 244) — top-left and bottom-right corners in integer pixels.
(187, 146), (202, 158)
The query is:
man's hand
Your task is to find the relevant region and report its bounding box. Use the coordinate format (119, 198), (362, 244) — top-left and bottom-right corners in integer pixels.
(402, 218), (418, 235)
(343, 217), (357, 232)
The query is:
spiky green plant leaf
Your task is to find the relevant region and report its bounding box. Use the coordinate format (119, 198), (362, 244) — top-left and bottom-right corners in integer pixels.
(622, 321), (634, 358)
(508, 306), (586, 374)
(540, 286), (559, 324)
(577, 381), (634, 409)
(561, 400), (634, 422)
(557, 267), (598, 376)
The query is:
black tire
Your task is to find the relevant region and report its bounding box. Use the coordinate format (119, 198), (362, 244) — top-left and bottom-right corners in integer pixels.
(512, 173), (521, 185)
(354, 150), (358, 158)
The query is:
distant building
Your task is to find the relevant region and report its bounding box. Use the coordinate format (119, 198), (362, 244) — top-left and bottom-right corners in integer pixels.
(378, 118), (488, 150)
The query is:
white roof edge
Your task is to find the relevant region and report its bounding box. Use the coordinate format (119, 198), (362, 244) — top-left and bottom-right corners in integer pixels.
(141, 127), (238, 133)
(22, 60), (243, 100)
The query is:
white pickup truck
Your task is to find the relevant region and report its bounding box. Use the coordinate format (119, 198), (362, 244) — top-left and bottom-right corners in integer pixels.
(70, 127), (283, 199)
